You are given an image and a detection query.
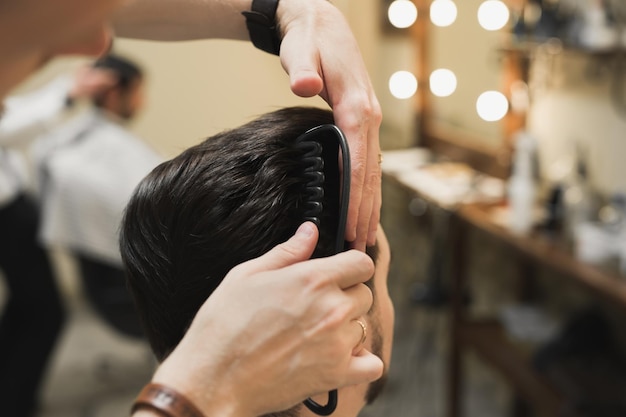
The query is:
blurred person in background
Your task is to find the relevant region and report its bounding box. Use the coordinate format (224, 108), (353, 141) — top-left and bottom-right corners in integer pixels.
(0, 59), (120, 417)
(0, 117), (65, 417)
(30, 54), (162, 339)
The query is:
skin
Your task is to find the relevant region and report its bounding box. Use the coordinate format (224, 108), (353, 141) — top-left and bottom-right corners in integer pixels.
(0, 0), (116, 97)
(302, 226), (394, 417)
(68, 66), (119, 102)
(99, 78), (145, 120)
(150, 223), (383, 417)
(0, 0), (385, 415)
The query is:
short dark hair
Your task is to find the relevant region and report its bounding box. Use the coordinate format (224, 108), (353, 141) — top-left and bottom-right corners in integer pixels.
(120, 107), (345, 361)
(92, 53), (143, 91)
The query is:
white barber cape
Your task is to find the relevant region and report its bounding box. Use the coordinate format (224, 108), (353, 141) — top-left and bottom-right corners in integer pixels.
(0, 76), (72, 206)
(32, 108), (164, 266)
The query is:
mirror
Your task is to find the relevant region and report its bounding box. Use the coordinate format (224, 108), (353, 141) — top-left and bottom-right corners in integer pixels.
(412, 0), (522, 178)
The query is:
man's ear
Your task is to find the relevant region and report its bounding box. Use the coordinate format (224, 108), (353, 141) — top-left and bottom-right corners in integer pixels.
(96, 86), (121, 110)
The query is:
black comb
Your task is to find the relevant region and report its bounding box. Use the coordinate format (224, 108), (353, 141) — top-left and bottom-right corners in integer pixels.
(294, 124), (350, 415)
(294, 124), (350, 255)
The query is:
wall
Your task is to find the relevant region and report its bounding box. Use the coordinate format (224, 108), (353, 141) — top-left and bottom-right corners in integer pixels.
(113, 38), (324, 157)
(4, 0), (421, 302)
(15, 2), (626, 194)
(526, 52), (626, 196)
(11, 0), (418, 158)
(429, 0), (505, 149)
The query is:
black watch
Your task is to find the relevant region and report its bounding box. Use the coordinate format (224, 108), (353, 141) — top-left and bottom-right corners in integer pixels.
(242, 0), (282, 55)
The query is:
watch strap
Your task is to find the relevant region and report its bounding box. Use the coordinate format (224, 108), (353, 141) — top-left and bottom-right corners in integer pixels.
(131, 383), (205, 417)
(242, 0), (282, 55)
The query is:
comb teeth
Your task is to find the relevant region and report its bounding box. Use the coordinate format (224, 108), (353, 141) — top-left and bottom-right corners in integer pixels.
(294, 139), (325, 227)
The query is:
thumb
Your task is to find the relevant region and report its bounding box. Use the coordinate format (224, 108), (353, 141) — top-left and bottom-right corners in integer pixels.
(244, 222), (319, 274)
(280, 32), (324, 98)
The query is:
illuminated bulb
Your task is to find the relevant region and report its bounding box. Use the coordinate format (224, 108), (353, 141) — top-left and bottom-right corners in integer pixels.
(429, 69), (457, 97)
(476, 91), (508, 121)
(388, 0), (418, 29)
(389, 71), (418, 99)
(477, 0), (510, 31)
(430, 0), (458, 28)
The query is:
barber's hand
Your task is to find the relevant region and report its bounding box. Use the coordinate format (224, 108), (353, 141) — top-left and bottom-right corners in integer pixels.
(278, 0), (383, 252)
(68, 65), (118, 101)
(151, 222), (382, 417)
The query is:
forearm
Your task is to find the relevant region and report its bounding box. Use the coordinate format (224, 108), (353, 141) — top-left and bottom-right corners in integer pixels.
(112, 0), (254, 41)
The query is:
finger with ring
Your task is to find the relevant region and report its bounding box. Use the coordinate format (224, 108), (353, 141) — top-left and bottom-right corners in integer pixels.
(354, 319), (367, 348)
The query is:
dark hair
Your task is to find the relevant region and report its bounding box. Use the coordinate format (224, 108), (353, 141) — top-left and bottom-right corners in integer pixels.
(120, 107), (340, 361)
(92, 53), (143, 91)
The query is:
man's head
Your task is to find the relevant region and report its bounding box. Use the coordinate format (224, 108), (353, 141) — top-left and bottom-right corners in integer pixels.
(120, 107), (394, 416)
(89, 54), (144, 120)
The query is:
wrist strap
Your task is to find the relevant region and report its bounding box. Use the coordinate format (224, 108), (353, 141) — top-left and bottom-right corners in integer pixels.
(242, 0), (282, 55)
(131, 383), (205, 417)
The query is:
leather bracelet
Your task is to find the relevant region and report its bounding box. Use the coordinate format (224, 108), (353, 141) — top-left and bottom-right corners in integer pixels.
(131, 383), (205, 417)
(242, 0), (282, 55)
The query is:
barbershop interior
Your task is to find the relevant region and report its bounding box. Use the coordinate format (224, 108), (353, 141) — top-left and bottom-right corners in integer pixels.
(4, 0), (626, 416)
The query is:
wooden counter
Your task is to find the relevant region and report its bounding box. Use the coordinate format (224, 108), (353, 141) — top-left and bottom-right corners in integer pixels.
(382, 148), (626, 417)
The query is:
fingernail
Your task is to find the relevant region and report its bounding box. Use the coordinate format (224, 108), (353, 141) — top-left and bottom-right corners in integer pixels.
(296, 222), (315, 238)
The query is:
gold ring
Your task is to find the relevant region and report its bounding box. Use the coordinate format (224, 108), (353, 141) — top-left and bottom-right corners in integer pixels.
(354, 319), (367, 347)
(378, 153), (383, 165)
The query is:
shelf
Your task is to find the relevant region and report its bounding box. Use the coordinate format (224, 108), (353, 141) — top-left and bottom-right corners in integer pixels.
(499, 38), (626, 59)
(458, 320), (563, 417)
(458, 204), (626, 311)
(382, 160), (626, 417)
(383, 161), (626, 311)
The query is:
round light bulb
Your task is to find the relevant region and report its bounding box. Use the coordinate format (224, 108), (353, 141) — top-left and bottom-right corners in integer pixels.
(389, 71), (418, 99)
(388, 0), (418, 29)
(476, 91), (509, 121)
(477, 0), (510, 31)
(429, 69), (457, 97)
(430, 0), (458, 27)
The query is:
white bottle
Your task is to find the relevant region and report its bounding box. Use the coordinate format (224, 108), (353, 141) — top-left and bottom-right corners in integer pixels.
(563, 144), (596, 241)
(508, 131), (538, 234)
